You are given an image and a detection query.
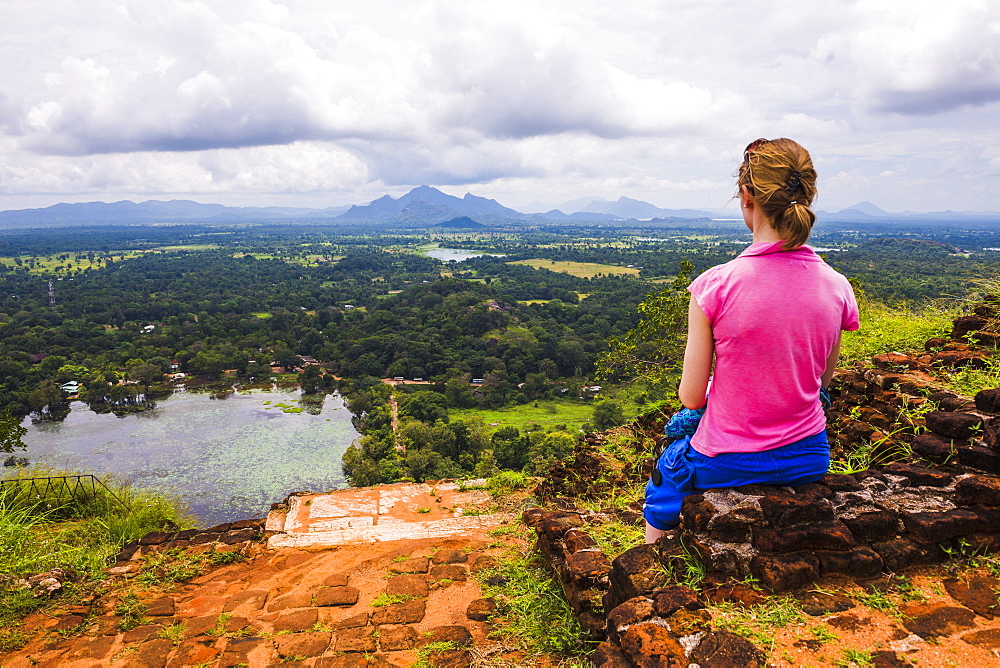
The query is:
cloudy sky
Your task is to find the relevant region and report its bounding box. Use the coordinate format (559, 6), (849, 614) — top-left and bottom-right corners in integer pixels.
(2, 0), (999, 214)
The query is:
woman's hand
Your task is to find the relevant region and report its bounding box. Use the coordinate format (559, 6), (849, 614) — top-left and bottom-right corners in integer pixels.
(678, 297), (714, 409)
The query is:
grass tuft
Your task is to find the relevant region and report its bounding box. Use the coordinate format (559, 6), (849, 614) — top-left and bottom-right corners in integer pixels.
(476, 525), (589, 659)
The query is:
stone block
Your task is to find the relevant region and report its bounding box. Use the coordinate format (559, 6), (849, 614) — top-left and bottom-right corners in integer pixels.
(315, 586), (359, 607)
(430, 564), (467, 583)
(222, 589), (269, 613)
(564, 529), (598, 553)
(413, 625), (473, 648)
(535, 512), (584, 538)
(944, 575), (1000, 618)
(901, 603), (976, 639)
(815, 546), (883, 577)
(334, 612), (370, 629)
(962, 628), (1000, 650)
(652, 585), (702, 616)
(603, 545), (668, 613)
(432, 548), (468, 564)
(795, 590), (855, 616)
(378, 624), (418, 650)
(975, 389), (1000, 414)
(970, 508), (1000, 532)
(275, 632), (332, 658)
(138, 531), (172, 546)
(753, 521), (856, 552)
(679, 494), (712, 533)
(881, 463), (952, 487)
(790, 482), (834, 498)
(842, 511), (902, 542)
(873, 353), (918, 370)
(951, 315), (988, 339)
(590, 642), (633, 667)
(818, 474), (863, 492)
(984, 417), (1000, 450)
(707, 513), (753, 543)
(619, 623), (687, 667)
(606, 596), (654, 639)
(168, 638), (218, 667)
(273, 608), (319, 632)
(749, 551), (820, 592)
(688, 630), (765, 668)
(466, 598), (496, 621)
(563, 550), (612, 583)
(924, 411), (982, 440)
(323, 573), (350, 586)
(388, 557), (429, 574)
(910, 433), (959, 463)
(336, 626), (377, 653)
(371, 599), (426, 625)
(956, 445), (1000, 473)
(702, 583), (767, 608)
(220, 528), (259, 544)
(871, 538), (938, 570)
(122, 638), (174, 668)
(386, 575), (429, 597)
(956, 475), (1000, 507)
(902, 510), (980, 543)
(757, 493), (835, 527)
(123, 624), (161, 643)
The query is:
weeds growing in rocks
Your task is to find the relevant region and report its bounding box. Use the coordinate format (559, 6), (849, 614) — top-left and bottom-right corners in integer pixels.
(114, 592), (148, 631)
(708, 597), (806, 653)
(137, 549), (206, 586)
(0, 467), (191, 643)
(835, 648), (874, 666)
(370, 593), (416, 607)
(486, 471), (531, 496)
(414, 641), (457, 668)
(583, 517), (644, 560)
(477, 523), (589, 659)
(157, 622), (185, 645)
(946, 356), (1000, 397)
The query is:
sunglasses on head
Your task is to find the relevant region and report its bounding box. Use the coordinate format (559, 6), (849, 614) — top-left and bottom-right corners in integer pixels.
(743, 138), (768, 162)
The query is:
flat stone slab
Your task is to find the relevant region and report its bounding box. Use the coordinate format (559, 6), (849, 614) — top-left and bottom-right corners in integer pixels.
(266, 482), (507, 548)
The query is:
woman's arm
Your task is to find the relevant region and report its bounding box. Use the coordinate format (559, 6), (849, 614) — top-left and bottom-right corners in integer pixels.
(678, 297), (714, 409)
(821, 332), (842, 388)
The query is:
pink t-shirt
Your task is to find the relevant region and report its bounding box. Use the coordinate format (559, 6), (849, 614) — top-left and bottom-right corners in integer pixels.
(688, 242), (859, 456)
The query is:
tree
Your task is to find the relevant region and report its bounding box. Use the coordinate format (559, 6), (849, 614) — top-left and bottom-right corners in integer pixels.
(299, 365), (325, 394)
(596, 260), (694, 390)
(526, 431), (576, 474)
(399, 391), (449, 424)
(0, 409), (27, 453)
(593, 400), (626, 430)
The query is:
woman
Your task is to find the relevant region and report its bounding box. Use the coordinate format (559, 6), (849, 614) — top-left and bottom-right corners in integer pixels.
(644, 138), (860, 543)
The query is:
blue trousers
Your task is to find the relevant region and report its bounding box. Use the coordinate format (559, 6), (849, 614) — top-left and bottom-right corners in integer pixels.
(643, 431), (830, 530)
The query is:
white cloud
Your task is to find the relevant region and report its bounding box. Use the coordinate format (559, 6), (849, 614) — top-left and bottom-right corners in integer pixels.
(0, 0), (998, 211)
(816, 0), (1000, 114)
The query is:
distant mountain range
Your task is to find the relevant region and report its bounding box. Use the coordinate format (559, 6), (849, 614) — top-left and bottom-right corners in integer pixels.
(1, 190), (997, 229)
(819, 201), (1000, 222)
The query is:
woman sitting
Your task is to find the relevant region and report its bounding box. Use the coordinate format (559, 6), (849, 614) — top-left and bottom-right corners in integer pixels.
(644, 137), (860, 543)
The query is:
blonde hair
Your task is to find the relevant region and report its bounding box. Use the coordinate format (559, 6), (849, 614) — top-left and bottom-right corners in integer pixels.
(737, 138), (817, 249)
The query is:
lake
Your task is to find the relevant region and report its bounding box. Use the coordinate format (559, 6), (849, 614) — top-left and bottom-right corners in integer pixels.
(17, 389), (358, 526)
(421, 246), (505, 262)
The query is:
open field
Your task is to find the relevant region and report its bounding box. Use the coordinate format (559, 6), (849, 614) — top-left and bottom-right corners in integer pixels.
(0, 250), (143, 275)
(450, 399), (595, 432)
(508, 259), (641, 278)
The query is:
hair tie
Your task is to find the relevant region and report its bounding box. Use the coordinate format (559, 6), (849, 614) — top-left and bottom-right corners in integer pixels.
(785, 170), (802, 195)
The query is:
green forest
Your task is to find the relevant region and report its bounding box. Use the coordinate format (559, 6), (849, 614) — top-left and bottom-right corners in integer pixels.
(1, 220), (996, 484)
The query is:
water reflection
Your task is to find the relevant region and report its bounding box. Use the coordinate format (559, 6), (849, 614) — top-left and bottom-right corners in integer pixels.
(16, 389), (357, 526)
